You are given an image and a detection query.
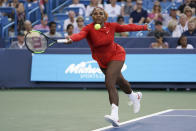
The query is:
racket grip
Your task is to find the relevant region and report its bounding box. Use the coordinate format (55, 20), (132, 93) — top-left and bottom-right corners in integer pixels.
(57, 39), (68, 43)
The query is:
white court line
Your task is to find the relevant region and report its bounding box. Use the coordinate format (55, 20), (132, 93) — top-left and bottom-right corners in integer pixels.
(172, 109), (196, 111)
(158, 115), (196, 118)
(92, 109), (174, 131)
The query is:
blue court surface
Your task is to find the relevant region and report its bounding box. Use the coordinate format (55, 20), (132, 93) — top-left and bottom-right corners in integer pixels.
(93, 109), (196, 131)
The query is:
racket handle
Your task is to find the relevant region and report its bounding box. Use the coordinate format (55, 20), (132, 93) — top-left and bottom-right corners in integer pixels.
(57, 39), (68, 43)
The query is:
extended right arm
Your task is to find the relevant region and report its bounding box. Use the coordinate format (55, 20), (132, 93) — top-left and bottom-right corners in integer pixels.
(69, 26), (89, 41)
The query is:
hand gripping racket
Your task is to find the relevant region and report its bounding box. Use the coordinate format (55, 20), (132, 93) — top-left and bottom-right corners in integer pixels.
(25, 30), (68, 53)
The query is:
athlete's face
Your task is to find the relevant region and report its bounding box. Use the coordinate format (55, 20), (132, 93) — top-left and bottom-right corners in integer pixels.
(92, 8), (105, 24)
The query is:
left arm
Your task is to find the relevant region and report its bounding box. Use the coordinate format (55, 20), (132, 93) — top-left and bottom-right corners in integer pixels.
(114, 23), (148, 33)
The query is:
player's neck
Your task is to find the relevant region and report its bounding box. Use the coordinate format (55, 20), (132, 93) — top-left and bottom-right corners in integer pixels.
(101, 23), (104, 27)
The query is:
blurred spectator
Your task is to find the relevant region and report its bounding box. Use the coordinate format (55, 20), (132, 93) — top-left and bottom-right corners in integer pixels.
(74, 16), (85, 33)
(167, 19), (178, 33)
(193, 17), (196, 26)
(172, 14), (188, 37)
(64, 24), (74, 37)
(121, 0), (134, 16)
(8, 0), (25, 31)
(115, 15), (129, 37)
(24, 20), (32, 35)
(8, 0), (24, 14)
(176, 35), (194, 49)
(182, 19), (196, 36)
(129, 0), (148, 24)
(63, 11), (77, 32)
(33, 14), (49, 31)
(9, 31), (26, 49)
(98, 0), (102, 4)
(175, 0), (183, 3)
(0, 0), (8, 16)
(147, 1), (163, 23)
(0, 0), (8, 7)
(148, 21), (170, 37)
(85, 0), (103, 17)
(184, 6), (194, 21)
(45, 21), (62, 38)
(178, 0), (196, 15)
(9, 25), (15, 37)
(69, 0), (86, 16)
(104, 0), (121, 17)
(26, 0), (38, 2)
(40, 0), (48, 15)
(150, 32), (169, 49)
(162, 5), (178, 27)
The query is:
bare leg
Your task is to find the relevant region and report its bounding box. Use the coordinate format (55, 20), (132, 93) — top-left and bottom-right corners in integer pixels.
(116, 73), (132, 94)
(101, 65), (132, 96)
(101, 63), (142, 115)
(102, 61), (124, 106)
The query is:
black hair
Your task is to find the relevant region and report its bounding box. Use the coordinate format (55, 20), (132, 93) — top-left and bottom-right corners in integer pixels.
(66, 24), (74, 30)
(48, 21), (56, 27)
(117, 15), (124, 22)
(90, 7), (105, 16)
(154, 31), (167, 43)
(177, 35), (187, 45)
(90, 7), (108, 22)
(155, 20), (162, 26)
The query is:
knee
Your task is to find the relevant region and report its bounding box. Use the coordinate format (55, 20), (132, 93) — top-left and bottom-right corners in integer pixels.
(105, 78), (116, 91)
(116, 76), (123, 85)
(105, 72), (117, 84)
(105, 79), (114, 89)
(116, 76), (125, 85)
(116, 76), (131, 87)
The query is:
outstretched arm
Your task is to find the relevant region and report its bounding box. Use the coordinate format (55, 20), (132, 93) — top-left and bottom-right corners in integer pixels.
(114, 23), (149, 32)
(63, 25), (90, 44)
(69, 27), (89, 41)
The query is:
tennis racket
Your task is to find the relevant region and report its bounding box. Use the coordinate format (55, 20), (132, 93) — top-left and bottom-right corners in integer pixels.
(25, 30), (68, 53)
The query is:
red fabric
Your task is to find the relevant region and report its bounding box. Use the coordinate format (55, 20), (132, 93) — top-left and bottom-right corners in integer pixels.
(70, 22), (147, 68)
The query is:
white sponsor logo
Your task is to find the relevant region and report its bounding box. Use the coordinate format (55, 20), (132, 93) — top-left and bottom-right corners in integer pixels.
(65, 60), (127, 79)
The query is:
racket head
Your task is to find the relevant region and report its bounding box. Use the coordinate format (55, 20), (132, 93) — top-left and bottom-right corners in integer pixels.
(25, 31), (48, 53)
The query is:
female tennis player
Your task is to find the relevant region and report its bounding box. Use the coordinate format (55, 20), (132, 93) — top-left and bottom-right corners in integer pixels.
(64, 7), (150, 127)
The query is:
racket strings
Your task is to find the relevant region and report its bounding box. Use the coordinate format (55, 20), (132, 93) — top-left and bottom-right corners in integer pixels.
(25, 32), (48, 53)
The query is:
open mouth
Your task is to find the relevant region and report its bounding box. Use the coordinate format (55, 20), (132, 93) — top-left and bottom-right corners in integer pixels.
(95, 19), (102, 23)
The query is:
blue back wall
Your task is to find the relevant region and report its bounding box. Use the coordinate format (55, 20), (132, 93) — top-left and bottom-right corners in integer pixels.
(1, 48), (196, 88)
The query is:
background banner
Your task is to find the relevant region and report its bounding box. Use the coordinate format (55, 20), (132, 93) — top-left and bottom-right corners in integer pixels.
(31, 54), (196, 82)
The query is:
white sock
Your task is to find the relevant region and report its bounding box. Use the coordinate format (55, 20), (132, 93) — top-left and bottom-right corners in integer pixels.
(128, 91), (136, 102)
(111, 103), (119, 121)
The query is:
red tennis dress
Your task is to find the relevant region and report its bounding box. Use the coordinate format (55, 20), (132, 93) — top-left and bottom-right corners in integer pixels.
(70, 22), (147, 68)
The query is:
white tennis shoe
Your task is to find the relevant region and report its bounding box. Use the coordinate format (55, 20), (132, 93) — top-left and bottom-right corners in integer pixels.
(104, 115), (120, 127)
(128, 92), (142, 113)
